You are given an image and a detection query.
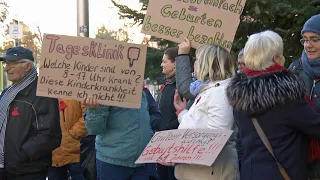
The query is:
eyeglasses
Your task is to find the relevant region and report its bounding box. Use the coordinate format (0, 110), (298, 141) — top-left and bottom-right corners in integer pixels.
(2, 61), (28, 68)
(300, 37), (320, 45)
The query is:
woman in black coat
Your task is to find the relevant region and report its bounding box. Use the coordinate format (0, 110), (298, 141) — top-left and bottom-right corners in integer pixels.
(226, 30), (320, 180)
(155, 47), (179, 180)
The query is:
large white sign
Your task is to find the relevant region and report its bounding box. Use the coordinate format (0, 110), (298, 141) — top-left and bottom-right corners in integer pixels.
(9, 24), (23, 39)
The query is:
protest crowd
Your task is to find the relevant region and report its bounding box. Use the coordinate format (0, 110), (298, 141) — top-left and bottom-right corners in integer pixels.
(0, 0), (319, 179)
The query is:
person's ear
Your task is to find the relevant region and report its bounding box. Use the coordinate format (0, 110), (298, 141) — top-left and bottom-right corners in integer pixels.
(25, 62), (32, 71)
(273, 55), (285, 66)
(272, 56), (276, 63)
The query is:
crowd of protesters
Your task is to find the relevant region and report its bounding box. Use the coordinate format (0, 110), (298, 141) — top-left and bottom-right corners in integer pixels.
(0, 13), (318, 180)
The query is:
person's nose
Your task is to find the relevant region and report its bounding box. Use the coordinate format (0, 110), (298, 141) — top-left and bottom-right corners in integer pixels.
(304, 40), (314, 49)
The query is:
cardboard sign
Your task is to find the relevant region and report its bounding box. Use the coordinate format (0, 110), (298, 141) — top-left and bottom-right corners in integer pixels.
(141, 0), (246, 50)
(37, 34), (147, 109)
(135, 129), (233, 166)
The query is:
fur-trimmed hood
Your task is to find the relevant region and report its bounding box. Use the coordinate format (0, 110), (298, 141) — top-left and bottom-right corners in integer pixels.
(226, 71), (306, 115)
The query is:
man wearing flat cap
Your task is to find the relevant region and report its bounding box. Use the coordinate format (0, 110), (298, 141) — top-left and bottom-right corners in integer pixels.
(0, 46), (61, 180)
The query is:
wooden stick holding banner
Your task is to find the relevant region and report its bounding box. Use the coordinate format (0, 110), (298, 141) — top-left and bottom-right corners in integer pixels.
(135, 129), (233, 166)
(36, 34), (147, 109)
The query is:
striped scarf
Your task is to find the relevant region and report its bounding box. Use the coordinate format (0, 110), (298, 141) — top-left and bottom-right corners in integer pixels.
(0, 67), (37, 168)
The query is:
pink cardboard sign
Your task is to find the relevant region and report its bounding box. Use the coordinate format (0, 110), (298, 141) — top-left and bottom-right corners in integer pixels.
(135, 129), (233, 166)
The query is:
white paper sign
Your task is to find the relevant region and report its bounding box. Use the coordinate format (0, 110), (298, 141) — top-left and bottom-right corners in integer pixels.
(9, 24), (23, 39)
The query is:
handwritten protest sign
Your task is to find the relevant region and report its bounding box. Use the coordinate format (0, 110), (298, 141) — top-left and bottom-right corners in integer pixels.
(135, 129), (233, 166)
(141, 0), (246, 51)
(37, 34), (147, 108)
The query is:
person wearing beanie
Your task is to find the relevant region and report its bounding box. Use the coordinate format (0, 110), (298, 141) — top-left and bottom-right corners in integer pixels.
(288, 14), (320, 179)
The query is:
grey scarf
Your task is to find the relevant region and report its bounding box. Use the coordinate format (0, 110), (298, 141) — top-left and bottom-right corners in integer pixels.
(0, 67), (37, 168)
(301, 51), (320, 79)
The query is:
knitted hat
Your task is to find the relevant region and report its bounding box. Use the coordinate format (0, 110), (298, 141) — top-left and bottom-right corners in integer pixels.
(301, 14), (320, 36)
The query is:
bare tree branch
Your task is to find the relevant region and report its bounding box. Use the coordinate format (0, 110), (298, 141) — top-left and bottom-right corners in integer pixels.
(35, 26), (43, 45)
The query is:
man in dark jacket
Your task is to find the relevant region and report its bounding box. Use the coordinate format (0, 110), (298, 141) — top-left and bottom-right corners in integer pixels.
(0, 46), (61, 180)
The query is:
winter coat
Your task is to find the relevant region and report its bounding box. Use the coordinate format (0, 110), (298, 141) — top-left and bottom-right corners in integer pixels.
(85, 92), (154, 167)
(226, 70), (320, 180)
(143, 88), (162, 132)
(1, 78), (61, 174)
(289, 60), (320, 112)
(52, 99), (88, 167)
(175, 55), (195, 109)
(156, 77), (179, 131)
(175, 79), (239, 180)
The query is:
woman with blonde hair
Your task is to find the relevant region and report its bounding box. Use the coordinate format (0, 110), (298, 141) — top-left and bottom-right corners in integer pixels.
(167, 42), (239, 179)
(226, 30), (320, 180)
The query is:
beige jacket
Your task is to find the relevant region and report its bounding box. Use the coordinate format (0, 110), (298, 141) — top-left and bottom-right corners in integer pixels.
(52, 99), (88, 167)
